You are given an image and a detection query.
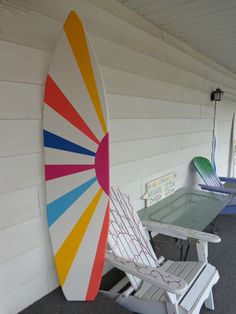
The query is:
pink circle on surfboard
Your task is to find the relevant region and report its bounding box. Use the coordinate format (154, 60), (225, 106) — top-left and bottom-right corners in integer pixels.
(95, 133), (109, 195)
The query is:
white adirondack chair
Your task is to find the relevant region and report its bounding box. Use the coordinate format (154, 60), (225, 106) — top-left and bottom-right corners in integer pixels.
(105, 187), (221, 314)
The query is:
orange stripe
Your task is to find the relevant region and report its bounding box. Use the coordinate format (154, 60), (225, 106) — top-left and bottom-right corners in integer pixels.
(55, 188), (103, 286)
(86, 202), (110, 300)
(64, 11), (107, 135)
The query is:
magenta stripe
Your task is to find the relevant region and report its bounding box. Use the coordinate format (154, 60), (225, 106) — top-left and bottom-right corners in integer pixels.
(45, 164), (95, 181)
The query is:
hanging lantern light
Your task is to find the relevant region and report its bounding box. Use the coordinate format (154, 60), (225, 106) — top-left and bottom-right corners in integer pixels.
(211, 88), (224, 101)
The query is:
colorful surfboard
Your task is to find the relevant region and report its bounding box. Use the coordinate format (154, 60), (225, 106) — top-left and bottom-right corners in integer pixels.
(43, 11), (110, 301)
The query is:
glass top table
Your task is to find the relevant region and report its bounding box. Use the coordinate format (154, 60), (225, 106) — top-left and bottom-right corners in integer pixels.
(138, 187), (230, 231)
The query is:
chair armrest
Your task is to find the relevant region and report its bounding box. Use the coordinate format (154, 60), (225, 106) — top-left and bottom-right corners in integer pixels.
(106, 251), (187, 294)
(219, 176), (236, 184)
(199, 183), (236, 195)
(142, 220), (221, 243)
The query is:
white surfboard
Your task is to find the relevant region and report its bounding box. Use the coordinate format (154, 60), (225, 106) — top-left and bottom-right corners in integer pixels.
(43, 11), (110, 301)
(228, 112), (235, 177)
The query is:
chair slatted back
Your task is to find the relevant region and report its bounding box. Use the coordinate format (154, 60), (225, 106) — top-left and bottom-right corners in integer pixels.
(108, 187), (160, 290)
(193, 156), (223, 188)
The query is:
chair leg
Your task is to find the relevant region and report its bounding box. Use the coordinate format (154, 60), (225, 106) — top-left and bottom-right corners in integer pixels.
(166, 292), (179, 314)
(204, 290), (215, 310)
(211, 216), (219, 234)
(166, 302), (179, 314)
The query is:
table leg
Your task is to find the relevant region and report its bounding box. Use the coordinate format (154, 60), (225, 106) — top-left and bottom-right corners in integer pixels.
(183, 241), (190, 261)
(148, 230), (156, 251)
(179, 240), (190, 261)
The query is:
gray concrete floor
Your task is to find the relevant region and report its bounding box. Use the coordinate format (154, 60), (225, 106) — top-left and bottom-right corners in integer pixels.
(20, 289), (131, 314)
(20, 215), (236, 314)
(153, 215), (236, 314)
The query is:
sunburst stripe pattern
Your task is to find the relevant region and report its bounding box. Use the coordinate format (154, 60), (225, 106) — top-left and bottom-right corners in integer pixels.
(64, 11), (107, 135)
(86, 202), (110, 300)
(44, 130), (96, 156)
(44, 10), (110, 300)
(49, 181), (99, 255)
(47, 177), (97, 226)
(61, 191), (108, 299)
(45, 169), (96, 204)
(45, 164), (95, 181)
(55, 189), (103, 286)
(45, 75), (100, 145)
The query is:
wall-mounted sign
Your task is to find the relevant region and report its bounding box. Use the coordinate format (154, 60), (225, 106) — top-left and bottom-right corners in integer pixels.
(144, 172), (177, 207)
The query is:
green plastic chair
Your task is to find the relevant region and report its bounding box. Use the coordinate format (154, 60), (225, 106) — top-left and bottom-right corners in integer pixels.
(193, 156), (236, 213)
(193, 157), (223, 188)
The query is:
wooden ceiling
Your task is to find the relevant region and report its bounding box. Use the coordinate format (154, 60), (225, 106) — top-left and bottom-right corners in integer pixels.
(115, 0), (236, 74)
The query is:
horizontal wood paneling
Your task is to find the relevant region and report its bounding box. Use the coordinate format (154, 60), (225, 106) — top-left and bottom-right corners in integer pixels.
(0, 245), (50, 297)
(0, 217), (49, 265)
(6, 0), (235, 87)
(0, 273), (48, 314)
(200, 105), (214, 118)
(110, 135), (182, 166)
(140, 159), (204, 195)
(217, 100), (236, 121)
(0, 154), (43, 193)
(182, 131), (212, 148)
(0, 2), (211, 93)
(190, 119), (213, 132)
(102, 66), (211, 106)
(217, 121), (231, 144)
(0, 187), (40, 231)
(110, 118), (191, 143)
(0, 81), (43, 119)
(111, 144), (211, 186)
(4, 0), (236, 90)
(102, 66), (182, 102)
(110, 131), (212, 166)
(0, 40), (51, 83)
(182, 86), (210, 106)
(3, 0), (168, 60)
(91, 34), (206, 91)
(119, 158), (203, 207)
(0, 120), (42, 157)
(46, 265), (59, 292)
(110, 118), (213, 143)
(119, 180), (143, 201)
(107, 94), (201, 119)
(217, 142), (230, 168)
(0, 3), (61, 51)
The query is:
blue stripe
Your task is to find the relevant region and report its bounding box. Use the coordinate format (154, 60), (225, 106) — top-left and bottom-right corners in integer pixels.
(44, 130), (96, 157)
(47, 177), (97, 226)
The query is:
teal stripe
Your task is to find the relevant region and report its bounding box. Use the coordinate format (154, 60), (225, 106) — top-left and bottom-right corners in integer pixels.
(47, 177), (97, 226)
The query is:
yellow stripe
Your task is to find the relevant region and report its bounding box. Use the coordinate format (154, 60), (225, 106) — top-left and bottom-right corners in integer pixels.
(55, 188), (103, 286)
(64, 11), (107, 135)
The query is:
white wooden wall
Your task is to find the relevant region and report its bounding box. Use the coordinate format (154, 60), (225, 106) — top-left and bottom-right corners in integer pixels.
(0, 0), (236, 312)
